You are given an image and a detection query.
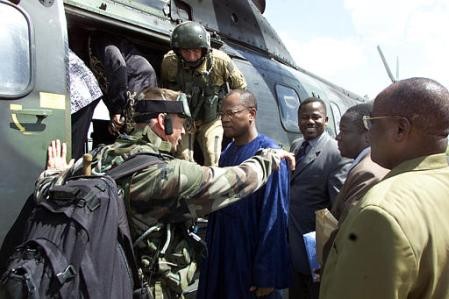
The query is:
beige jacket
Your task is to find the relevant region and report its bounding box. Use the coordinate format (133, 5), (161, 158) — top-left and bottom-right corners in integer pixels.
(321, 154), (449, 299)
(331, 151), (389, 221)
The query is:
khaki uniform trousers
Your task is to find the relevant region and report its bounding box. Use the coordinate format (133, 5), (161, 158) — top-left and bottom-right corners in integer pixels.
(177, 118), (223, 166)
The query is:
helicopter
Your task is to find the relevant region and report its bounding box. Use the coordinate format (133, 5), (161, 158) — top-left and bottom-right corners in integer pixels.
(0, 0), (364, 243)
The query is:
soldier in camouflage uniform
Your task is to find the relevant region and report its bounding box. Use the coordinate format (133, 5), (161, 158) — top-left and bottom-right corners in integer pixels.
(161, 21), (247, 166)
(40, 88), (294, 298)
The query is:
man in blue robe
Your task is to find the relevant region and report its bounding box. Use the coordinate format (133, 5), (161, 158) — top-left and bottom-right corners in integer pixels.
(197, 89), (290, 299)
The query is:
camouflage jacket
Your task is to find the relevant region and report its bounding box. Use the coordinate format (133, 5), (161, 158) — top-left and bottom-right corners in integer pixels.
(161, 49), (246, 122)
(36, 131), (279, 230)
(89, 127), (279, 229)
(35, 129), (282, 297)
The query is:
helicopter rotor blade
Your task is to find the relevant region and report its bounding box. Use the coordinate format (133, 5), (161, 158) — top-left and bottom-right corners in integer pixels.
(377, 45), (396, 83)
(396, 56), (399, 81)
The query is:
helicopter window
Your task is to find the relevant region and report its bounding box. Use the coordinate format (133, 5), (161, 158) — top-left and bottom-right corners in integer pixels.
(329, 102), (342, 135)
(0, 2), (33, 98)
(275, 84), (300, 133)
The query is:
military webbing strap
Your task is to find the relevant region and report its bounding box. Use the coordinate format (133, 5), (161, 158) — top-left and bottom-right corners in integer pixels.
(106, 153), (165, 180)
(177, 55), (214, 120)
(110, 151), (173, 236)
(108, 152), (170, 249)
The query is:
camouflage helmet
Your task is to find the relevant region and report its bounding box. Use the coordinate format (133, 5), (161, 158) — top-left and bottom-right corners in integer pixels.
(170, 21), (211, 55)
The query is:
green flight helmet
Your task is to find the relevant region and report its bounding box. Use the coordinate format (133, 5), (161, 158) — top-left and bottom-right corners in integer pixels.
(171, 21), (211, 57)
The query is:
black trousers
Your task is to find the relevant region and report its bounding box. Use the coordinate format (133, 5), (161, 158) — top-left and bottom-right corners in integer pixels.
(289, 271), (319, 299)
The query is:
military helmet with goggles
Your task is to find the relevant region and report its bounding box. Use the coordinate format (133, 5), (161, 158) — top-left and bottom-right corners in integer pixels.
(133, 92), (191, 123)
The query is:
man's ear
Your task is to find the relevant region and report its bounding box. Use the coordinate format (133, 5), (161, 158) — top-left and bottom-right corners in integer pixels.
(155, 113), (166, 133)
(249, 108), (257, 121)
(394, 117), (412, 142)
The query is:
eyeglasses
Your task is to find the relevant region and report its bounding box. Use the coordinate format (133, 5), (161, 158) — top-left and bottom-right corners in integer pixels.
(362, 115), (406, 130)
(218, 107), (254, 119)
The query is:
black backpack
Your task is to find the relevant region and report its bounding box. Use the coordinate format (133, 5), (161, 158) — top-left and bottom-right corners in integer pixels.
(0, 154), (162, 299)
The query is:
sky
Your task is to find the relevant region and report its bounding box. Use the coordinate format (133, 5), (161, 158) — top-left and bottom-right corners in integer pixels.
(264, 0), (449, 99)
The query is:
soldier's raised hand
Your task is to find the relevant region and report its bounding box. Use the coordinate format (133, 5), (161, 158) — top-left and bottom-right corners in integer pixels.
(47, 139), (75, 171)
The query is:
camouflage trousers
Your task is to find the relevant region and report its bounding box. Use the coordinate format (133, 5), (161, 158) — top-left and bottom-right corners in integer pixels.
(177, 118), (223, 166)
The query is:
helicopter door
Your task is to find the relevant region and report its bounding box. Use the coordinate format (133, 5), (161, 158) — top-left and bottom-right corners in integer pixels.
(0, 0), (70, 243)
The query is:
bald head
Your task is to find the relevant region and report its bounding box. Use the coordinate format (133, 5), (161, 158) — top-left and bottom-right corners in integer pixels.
(225, 89), (257, 110)
(374, 77), (449, 137)
(370, 77), (449, 169)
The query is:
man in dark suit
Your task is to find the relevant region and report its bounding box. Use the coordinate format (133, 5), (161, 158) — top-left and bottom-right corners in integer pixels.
(289, 97), (351, 299)
(332, 102), (389, 221)
(320, 103), (390, 268)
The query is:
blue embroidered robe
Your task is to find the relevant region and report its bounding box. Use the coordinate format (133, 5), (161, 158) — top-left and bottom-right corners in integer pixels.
(197, 134), (290, 299)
